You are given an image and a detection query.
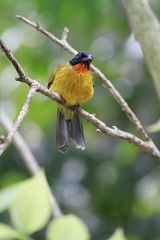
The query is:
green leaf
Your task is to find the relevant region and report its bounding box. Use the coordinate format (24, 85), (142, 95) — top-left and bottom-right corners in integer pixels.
(107, 228), (127, 240)
(0, 223), (22, 239)
(0, 184), (24, 214)
(47, 214), (90, 240)
(147, 119), (160, 132)
(9, 170), (51, 234)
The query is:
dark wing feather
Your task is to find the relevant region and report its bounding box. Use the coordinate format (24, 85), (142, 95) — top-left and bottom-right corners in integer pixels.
(48, 63), (66, 89)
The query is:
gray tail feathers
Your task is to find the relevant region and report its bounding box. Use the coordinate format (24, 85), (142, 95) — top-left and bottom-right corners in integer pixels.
(56, 109), (86, 153)
(56, 109), (70, 153)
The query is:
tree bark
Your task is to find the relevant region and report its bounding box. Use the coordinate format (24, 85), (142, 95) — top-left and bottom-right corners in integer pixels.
(123, 0), (160, 100)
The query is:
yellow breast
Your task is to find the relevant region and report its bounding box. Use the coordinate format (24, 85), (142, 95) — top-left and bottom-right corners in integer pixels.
(49, 63), (94, 106)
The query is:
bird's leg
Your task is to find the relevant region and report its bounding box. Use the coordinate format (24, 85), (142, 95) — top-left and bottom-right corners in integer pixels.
(70, 104), (80, 111)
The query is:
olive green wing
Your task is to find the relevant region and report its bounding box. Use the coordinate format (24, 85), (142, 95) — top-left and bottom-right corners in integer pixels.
(47, 63), (66, 89)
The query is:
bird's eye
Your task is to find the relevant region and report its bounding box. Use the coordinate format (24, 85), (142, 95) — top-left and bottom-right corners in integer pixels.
(78, 53), (83, 57)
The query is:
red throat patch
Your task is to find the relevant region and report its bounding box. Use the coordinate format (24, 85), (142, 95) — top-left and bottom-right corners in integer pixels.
(73, 63), (89, 74)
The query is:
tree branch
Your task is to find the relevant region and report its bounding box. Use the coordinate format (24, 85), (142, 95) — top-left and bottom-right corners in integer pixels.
(77, 108), (160, 158)
(0, 111), (62, 218)
(0, 37), (26, 78)
(0, 84), (37, 156)
(123, 0), (160, 100)
(0, 22), (160, 159)
(15, 15), (76, 55)
(15, 15), (149, 141)
(0, 110), (39, 175)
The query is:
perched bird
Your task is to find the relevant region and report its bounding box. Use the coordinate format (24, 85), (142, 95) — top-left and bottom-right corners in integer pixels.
(48, 51), (94, 153)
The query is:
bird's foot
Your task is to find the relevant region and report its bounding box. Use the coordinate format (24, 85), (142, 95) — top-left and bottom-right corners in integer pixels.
(70, 104), (80, 111)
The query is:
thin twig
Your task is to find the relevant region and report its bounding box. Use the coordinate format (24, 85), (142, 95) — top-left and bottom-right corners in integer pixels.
(15, 15), (76, 55)
(77, 108), (160, 158)
(0, 84), (37, 156)
(0, 111), (39, 175)
(90, 66), (149, 140)
(15, 14), (149, 141)
(0, 38), (26, 78)
(61, 27), (69, 42)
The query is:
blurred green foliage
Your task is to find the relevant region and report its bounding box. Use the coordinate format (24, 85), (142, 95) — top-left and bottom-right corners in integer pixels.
(0, 171), (51, 239)
(0, 0), (160, 239)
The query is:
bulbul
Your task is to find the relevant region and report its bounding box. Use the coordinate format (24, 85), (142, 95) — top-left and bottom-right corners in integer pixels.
(48, 51), (94, 153)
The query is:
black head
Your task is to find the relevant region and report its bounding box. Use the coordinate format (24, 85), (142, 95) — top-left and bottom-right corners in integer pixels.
(69, 51), (93, 68)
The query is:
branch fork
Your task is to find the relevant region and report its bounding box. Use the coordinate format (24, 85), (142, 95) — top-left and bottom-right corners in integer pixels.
(0, 16), (160, 160)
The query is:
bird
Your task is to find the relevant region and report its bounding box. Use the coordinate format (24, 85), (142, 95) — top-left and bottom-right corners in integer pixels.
(48, 51), (94, 153)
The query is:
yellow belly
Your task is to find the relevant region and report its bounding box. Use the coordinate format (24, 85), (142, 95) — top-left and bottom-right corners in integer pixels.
(50, 64), (94, 106)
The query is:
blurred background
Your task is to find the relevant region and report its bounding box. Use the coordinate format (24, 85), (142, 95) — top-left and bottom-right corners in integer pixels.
(0, 0), (160, 239)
